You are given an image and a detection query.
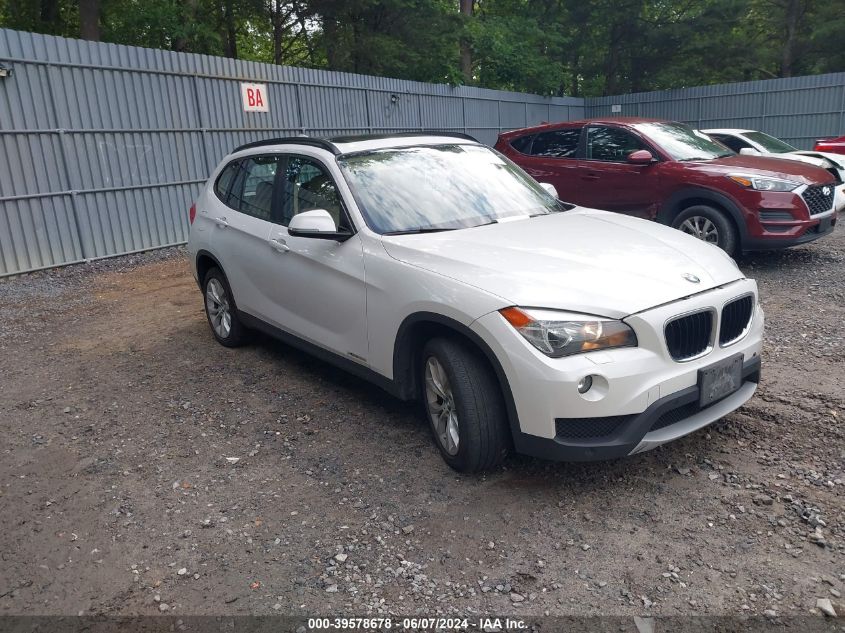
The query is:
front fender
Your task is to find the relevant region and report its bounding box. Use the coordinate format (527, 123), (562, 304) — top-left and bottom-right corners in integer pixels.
(657, 187), (748, 241)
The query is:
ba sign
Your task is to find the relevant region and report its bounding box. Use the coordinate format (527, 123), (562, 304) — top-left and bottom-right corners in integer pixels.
(241, 83), (269, 112)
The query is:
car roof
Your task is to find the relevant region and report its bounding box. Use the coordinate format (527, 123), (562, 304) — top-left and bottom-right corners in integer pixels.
(498, 116), (669, 138)
(233, 132), (479, 156)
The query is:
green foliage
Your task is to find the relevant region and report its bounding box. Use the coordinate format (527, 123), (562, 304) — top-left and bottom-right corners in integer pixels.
(307, 0), (463, 81)
(469, 1), (571, 94)
(0, 0), (842, 96)
(101, 0), (221, 53)
(2, 0), (79, 35)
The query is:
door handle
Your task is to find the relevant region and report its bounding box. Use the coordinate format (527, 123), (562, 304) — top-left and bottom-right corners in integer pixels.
(581, 173), (600, 181)
(214, 216), (229, 228)
(269, 237), (289, 253)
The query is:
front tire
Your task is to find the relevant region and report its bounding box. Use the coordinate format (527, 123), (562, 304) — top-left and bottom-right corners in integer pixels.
(421, 338), (510, 472)
(203, 267), (248, 347)
(671, 204), (738, 255)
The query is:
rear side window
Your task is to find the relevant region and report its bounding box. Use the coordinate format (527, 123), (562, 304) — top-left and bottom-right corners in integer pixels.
(226, 155), (280, 221)
(585, 126), (647, 161)
(530, 129), (581, 158)
(509, 135), (534, 154)
(214, 161), (240, 202)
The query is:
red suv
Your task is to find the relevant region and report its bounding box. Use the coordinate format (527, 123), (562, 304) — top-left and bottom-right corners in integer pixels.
(495, 118), (837, 253)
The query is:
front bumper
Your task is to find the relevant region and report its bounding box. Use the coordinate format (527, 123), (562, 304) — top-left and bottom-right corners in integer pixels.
(470, 278), (763, 462)
(745, 185), (837, 249)
(514, 357), (759, 461)
(744, 210), (836, 250)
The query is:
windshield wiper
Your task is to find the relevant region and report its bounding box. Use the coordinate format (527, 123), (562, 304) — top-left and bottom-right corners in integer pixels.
(382, 227), (459, 235)
(384, 211), (561, 235)
(678, 153), (734, 161)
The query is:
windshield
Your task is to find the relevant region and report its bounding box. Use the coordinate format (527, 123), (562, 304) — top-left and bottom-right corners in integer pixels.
(743, 131), (797, 153)
(634, 122), (734, 161)
(337, 144), (563, 234)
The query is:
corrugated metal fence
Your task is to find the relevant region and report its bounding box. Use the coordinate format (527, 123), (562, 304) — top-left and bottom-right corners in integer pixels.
(0, 28), (583, 276)
(2, 27), (845, 276)
(587, 72), (845, 149)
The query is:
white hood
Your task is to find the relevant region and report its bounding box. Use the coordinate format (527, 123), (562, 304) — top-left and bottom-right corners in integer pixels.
(380, 209), (745, 319)
(791, 150), (845, 171)
(761, 150), (845, 174)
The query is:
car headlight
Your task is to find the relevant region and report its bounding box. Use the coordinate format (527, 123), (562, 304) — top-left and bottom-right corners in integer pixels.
(499, 307), (637, 358)
(728, 174), (801, 192)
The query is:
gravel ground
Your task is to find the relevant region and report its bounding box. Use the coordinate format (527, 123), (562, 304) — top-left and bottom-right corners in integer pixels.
(0, 223), (843, 622)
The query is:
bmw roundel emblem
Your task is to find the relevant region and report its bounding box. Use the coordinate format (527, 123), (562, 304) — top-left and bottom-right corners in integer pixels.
(682, 273), (701, 284)
(823, 186), (831, 196)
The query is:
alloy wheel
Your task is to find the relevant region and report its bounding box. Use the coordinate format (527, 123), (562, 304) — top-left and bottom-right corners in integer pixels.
(424, 356), (460, 455)
(679, 216), (720, 243)
(205, 278), (232, 339)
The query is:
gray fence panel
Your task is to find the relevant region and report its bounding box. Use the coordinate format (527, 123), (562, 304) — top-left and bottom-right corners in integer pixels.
(587, 72), (845, 147)
(74, 183), (197, 258)
(1, 134), (68, 199)
(366, 91), (421, 130)
(419, 95), (465, 129)
(0, 28), (578, 276)
(549, 104), (574, 122)
(0, 195), (83, 274)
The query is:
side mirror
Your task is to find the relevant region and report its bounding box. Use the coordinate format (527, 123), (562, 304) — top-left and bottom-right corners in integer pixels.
(739, 147), (760, 156)
(539, 182), (558, 198)
(627, 150), (655, 164)
(288, 209), (353, 242)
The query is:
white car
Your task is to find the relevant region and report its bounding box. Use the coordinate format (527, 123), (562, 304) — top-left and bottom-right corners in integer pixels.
(187, 133), (763, 472)
(704, 128), (845, 212)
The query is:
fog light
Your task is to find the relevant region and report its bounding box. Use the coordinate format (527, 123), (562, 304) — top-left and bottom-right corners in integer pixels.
(577, 375), (593, 394)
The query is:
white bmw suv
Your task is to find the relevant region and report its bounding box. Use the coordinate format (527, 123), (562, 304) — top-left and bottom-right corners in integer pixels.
(187, 133), (763, 472)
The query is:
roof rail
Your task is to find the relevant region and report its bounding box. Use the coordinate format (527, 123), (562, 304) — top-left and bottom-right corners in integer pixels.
(328, 131), (479, 143)
(232, 131), (479, 155)
(233, 137), (342, 155)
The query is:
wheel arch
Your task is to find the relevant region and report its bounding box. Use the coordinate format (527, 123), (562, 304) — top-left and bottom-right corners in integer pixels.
(195, 249), (224, 288)
(392, 312), (520, 437)
(195, 250), (245, 313)
(657, 187), (747, 242)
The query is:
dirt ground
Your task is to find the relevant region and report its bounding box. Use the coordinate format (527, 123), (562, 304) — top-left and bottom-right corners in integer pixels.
(0, 222), (843, 622)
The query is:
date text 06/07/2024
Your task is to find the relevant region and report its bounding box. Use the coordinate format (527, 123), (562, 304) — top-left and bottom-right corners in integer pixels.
(306, 616), (528, 630)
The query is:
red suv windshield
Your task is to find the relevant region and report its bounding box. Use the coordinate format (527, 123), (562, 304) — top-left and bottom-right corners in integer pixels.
(634, 122), (734, 161)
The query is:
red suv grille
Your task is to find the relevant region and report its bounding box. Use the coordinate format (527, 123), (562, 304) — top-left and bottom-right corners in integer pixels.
(801, 185), (834, 216)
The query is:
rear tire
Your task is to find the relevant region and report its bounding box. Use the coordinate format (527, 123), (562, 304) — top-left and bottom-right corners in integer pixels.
(671, 204), (738, 255)
(203, 267), (248, 347)
(421, 338), (510, 473)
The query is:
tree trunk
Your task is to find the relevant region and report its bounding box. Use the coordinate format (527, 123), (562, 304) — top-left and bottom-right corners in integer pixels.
(79, 0), (101, 41)
(603, 22), (624, 95)
(40, 0), (61, 32)
(223, 0), (237, 58)
(322, 15), (340, 69)
(459, 0), (473, 83)
(780, 0), (802, 77)
(351, 14), (362, 74)
(272, 0), (284, 64)
(173, 0), (198, 52)
(569, 51), (581, 97)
